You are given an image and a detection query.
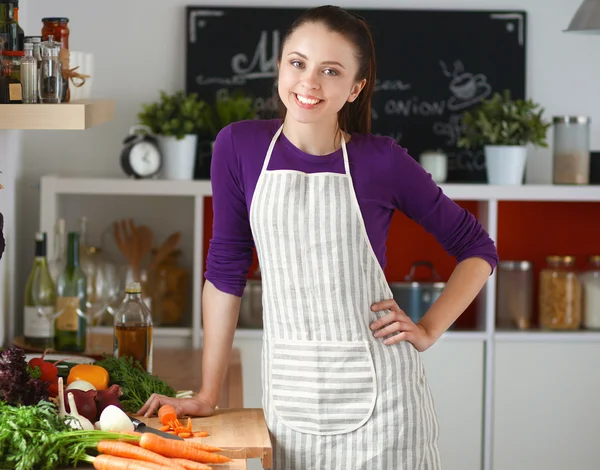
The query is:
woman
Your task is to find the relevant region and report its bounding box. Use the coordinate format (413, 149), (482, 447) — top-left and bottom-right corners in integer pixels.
(139, 5), (498, 469)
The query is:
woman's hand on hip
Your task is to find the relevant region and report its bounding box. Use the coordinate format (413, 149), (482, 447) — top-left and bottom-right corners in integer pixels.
(370, 299), (436, 352)
(137, 392), (216, 418)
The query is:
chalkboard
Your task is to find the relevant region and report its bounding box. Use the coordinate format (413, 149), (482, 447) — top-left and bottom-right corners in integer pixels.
(186, 7), (526, 182)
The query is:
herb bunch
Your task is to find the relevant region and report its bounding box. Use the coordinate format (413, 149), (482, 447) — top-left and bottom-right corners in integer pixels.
(94, 355), (176, 413)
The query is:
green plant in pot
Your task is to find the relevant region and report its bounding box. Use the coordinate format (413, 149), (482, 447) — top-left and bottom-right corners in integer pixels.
(202, 88), (257, 142)
(138, 90), (210, 180)
(457, 90), (551, 185)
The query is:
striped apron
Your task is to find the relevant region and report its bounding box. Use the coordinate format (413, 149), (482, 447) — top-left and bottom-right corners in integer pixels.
(249, 125), (441, 469)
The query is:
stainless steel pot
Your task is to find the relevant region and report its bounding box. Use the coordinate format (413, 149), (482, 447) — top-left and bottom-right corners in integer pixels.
(389, 261), (446, 323)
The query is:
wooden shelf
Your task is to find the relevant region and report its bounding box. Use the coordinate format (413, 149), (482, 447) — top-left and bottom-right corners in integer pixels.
(0, 99), (114, 130)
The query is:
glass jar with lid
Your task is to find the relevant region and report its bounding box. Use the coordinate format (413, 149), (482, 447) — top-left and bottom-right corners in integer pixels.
(38, 35), (62, 103)
(579, 255), (600, 329)
(539, 255), (582, 330)
(41, 17), (69, 102)
(2, 49), (23, 81)
(552, 116), (590, 185)
(496, 260), (533, 329)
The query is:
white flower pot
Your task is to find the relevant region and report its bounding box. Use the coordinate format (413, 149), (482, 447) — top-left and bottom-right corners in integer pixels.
(156, 134), (198, 180)
(484, 145), (527, 185)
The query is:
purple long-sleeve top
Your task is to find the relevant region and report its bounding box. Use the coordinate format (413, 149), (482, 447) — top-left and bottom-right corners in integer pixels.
(205, 119), (498, 297)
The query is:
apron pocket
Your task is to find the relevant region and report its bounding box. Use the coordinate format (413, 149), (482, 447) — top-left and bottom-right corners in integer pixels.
(270, 339), (377, 436)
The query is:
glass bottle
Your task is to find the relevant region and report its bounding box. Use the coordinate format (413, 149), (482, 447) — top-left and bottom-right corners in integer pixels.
(0, 57), (22, 103)
(38, 35), (62, 104)
(41, 17), (69, 102)
(25, 36), (42, 65)
(2, 50), (22, 81)
(114, 282), (153, 373)
(579, 255), (600, 329)
(54, 232), (87, 352)
(21, 42), (37, 103)
(48, 218), (66, 283)
(23, 232), (55, 349)
(0, 1), (23, 51)
(539, 255), (582, 330)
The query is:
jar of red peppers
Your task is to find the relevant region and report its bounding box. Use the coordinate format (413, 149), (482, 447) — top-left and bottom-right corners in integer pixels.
(41, 17), (69, 102)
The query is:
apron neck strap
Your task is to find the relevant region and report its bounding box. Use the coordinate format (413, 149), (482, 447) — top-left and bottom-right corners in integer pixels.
(263, 124), (351, 177)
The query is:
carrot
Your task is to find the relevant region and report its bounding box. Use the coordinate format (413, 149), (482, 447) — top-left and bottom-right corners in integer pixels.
(97, 441), (187, 470)
(139, 433), (231, 464)
(86, 454), (167, 470)
(178, 432), (192, 438)
(172, 458), (212, 470)
(158, 404), (177, 425)
(193, 431), (209, 438)
(186, 439), (223, 453)
(187, 417), (192, 432)
(174, 426), (189, 434)
(159, 425), (171, 432)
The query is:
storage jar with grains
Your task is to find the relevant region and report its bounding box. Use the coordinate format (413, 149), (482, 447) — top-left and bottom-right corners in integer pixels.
(552, 116), (590, 185)
(539, 255), (581, 330)
(496, 260), (533, 329)
(579, 255), (600, 329)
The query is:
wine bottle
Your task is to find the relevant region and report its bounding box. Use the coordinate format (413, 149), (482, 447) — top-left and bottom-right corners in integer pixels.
(54, 231), (87, 352)
(23, 232), (55, 349)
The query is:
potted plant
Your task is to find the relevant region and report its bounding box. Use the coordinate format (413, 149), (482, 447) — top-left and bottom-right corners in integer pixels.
(138, 90), (210, 180)
(458, 90), (551, 185)
(194, 88), (257, 179)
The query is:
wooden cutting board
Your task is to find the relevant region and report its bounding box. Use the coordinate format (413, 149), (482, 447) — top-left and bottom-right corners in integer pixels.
(139, 408), (273, 468)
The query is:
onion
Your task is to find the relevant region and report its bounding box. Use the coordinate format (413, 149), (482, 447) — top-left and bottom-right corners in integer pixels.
(66, 379), (96, 391)
(99, 404), (135, 433)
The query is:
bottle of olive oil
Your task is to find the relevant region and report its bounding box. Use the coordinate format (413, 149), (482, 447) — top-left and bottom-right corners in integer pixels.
(54, 232), (87, 352)
(23, 232), (55, 349)
(114, 282), (153, 373)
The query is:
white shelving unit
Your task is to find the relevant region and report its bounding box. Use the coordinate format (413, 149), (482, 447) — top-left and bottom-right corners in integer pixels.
(38, 175), (600, 470)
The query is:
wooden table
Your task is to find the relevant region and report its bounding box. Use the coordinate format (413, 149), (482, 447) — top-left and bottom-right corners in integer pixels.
(13, 336), (244, 409)
(140, 408), (273, 469)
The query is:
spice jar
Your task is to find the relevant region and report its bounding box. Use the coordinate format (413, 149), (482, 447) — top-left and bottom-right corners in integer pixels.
(2, 49), (23, 81)
(539, 255), (582, 330)
(552, 116), (590, 185)
(41, 17), (69, 102)
(579, 255), (600, 329)
(496, 260), (533, 329)
(38, 36), (62, 103)
(148, 249), (189, 326)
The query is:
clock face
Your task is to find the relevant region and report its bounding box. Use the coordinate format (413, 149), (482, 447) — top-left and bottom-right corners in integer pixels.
(129, 141), (161, 177)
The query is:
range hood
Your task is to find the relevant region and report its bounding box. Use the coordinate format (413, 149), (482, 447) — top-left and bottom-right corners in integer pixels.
(565, 0), (600, 33)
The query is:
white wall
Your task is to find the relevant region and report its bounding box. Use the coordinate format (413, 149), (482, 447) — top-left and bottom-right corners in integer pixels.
(9, 0), (599, 340)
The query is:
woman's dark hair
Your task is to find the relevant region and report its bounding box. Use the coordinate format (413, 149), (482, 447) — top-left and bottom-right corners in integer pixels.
(278, 5), (377, 134)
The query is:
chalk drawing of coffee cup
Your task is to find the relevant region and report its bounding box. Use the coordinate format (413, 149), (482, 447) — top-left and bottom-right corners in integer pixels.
(447, 73), (492, 112)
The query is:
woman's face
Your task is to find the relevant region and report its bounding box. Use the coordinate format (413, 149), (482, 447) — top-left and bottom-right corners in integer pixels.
(278, 22), (365, 127)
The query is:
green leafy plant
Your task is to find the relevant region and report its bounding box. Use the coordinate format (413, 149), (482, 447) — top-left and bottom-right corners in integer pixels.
(137, 90), (210, 140)
(202, 88), (257, 139)
(457, 90), (551, 149)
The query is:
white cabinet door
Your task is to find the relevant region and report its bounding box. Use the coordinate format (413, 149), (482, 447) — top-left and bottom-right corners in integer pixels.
(493, 341), (600, 470)
(422, 339), (485, 470)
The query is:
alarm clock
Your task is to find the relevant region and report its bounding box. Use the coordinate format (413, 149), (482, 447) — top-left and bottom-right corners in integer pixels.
(120, 125), (162, 179)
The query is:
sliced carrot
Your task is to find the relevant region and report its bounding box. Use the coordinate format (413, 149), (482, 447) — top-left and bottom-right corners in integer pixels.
(158, 404), (178, 425)
(97, 441), (186, 470)
(193, 431), (209, 438)
(159, 425), (171, 432)
(139, 433), (231, 464)
(166, 431), (177, 434)
(89, 454), (168, 470)
(178, 432), (192, 438)
(172, 458), (212, 470)
(174, 426), (189, 434)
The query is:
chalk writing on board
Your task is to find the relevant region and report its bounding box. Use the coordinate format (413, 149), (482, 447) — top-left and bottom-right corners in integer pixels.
(374, 80), (412, 92)
(384, 98), (446, 117)
(432, 114), (463, 147)
(440, 60), (492, 111)
(490, 13), (524, 46)
(232, 30), (280, 78)
(189, 10), (224, 43)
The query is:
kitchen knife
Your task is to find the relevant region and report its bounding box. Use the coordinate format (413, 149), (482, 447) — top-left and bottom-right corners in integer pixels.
(130, 417), (183, 441)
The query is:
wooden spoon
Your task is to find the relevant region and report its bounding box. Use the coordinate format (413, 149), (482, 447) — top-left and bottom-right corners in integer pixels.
(150, 232), (181, 271)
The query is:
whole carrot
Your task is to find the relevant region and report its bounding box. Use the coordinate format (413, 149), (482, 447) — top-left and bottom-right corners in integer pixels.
(85, 454), (168, 470)
(97, 441), (187, 470)
(172, 458), (212, 470)
(186, 439), (223, 453)
(139, 433), (232, 464)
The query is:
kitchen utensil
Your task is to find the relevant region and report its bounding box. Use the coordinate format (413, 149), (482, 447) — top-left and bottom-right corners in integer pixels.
(388, 261), (446, 323)
(150, 232), (181, 271)
(130, 417), (183, 441)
